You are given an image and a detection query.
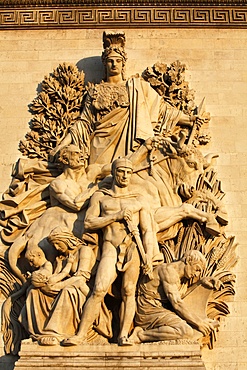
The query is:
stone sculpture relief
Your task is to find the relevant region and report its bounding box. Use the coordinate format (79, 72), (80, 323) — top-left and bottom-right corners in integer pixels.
(0, 31), (237, 356)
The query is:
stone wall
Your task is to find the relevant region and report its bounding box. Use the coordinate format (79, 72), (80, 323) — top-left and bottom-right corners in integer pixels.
(0, 28), (246, 370)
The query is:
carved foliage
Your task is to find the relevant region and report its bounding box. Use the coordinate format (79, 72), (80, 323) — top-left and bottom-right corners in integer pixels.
(0, 56), (238, 353)
(143, 61), (211, 146)
(19, 63), (86, 160)
(143, 60), (196, 115)
(161, 166), (237, 349)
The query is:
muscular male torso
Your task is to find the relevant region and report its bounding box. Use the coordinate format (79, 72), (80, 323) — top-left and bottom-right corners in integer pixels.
(99, 193), (143, 248)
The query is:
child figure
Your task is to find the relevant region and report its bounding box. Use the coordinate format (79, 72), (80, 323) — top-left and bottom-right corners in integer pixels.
(25, 247), (78, 294)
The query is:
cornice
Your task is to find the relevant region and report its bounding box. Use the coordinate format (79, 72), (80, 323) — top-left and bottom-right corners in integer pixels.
(1, 0), (246, 6)
(0, 1), (246, 29)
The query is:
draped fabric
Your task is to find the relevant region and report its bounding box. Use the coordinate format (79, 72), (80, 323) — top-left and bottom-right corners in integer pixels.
(0, 159), (61, 244)
(19, 283), (112, 342)
(135, 273), (185, 330)
(19, 287), (54, 339)
(70, 77), (161, 165)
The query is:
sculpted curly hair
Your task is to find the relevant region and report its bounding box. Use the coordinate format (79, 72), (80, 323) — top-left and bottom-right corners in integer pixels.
(181, 250), (207, 271)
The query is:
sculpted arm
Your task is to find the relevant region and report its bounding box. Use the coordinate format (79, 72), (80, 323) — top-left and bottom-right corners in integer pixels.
(84, 192), (124, 231)
(49, 92), (94, 158)
(49, 180), (80, 211)
(8, 235), (29, 283)
(48, 254), (74, 285)
(178, 112), (194, 126)
(73, 184), (99, 210)
(76, 164), (112, 208)
(161, 266), (192, 317)
(139, 206), (158, 262)
(69, 92), (94, 147)
(49, 133), (72, 159)
(160, 265), (217, 335)
(50, 179), (88, 212)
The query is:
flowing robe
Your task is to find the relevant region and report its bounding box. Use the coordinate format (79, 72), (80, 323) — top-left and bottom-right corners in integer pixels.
(19, 283), (112, 342)
(19, 253), (112, 343)
(70, 77), (182, 165)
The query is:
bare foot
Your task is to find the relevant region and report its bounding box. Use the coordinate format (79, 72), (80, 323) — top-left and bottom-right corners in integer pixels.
(128, 327), (143, 344)
(118, 336), (133, 346)
(38, 336), (60, 346)
(62, 335), (86, 346)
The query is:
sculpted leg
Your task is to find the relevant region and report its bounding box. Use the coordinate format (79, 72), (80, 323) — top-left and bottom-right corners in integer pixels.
(63, 250), (118, 346)
(118, 248), (140, 346)
(131, 322), (194, 343)
(77, 244), (96, 280)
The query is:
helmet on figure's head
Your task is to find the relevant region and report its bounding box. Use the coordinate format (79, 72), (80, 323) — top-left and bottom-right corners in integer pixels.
(101, 30), (127, 80)
(111, 157), (133, 176)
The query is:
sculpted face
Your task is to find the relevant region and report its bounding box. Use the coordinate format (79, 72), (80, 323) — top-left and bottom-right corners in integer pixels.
(106, 56), (123, 78)
(27, 253), (43, 268)
(53, 240), (68, 254)
(114, 166), (132, 188)
(184, 262), (203, 280)
(67, 150), (84, 169)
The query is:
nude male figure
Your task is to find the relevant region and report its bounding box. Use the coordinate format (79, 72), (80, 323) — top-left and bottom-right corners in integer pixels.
(8, 145), (102, 283)
(63, 157), (161, 346)
(129, 250), (219, 344)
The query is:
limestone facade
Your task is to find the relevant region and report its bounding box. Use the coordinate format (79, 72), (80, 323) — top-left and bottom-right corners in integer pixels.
(0, 28), (246, 370)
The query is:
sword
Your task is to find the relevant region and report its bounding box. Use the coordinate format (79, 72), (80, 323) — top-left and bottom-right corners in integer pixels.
(187, 97), (206, 146)
(125, 218), (153, 279)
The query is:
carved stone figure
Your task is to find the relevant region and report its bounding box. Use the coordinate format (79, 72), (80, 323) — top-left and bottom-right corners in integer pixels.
(50, 31), (196, 165)
(62, 157), (162, 346)
(128, 136), (221, 241)
(7, 144), (101, 284)
(129, 250), (219, 344)
(3, 228), (109, 349)
(0, 30), (237, 359)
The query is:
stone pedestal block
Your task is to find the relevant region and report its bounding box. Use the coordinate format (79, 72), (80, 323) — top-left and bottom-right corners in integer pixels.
(14, 340), (206, 370)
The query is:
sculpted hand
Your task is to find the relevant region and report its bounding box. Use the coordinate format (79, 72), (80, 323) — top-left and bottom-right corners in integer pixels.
(193, 112), (210, 127)
(198, 318), (219, 336)
(142, 254), (153, 279)
(201, 276), (224, 290)
(117, 208), (132, 222)
(47, 276), (57, 285)
(144, 136), (160, 151)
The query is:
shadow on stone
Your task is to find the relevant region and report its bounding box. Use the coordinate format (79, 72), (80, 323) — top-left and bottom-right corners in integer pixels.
(76, 56), (104, 84)
(0, 354), (19, 370)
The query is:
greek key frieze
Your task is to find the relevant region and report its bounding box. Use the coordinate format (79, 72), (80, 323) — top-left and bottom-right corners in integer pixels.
(0, 7), (246, 28)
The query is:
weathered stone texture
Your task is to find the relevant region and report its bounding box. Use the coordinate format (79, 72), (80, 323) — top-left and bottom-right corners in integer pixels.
(14, 341), (206, 370)
(0, 28), (246, 370)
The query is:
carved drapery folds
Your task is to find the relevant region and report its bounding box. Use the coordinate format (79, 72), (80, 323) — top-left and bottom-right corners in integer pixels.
(0, 31), (237, 357)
